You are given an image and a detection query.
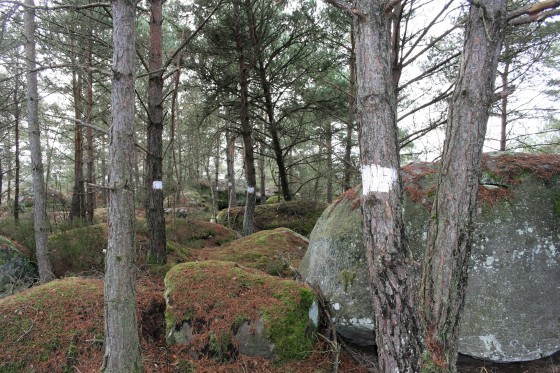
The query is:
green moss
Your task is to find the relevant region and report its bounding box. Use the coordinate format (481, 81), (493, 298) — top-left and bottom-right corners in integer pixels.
(340, 270), (356, 291)
(199, 228), (308, 277)
(264, 286), (315, 362)
(208, 331), (233, 361)
(554, 198), (560, 217)
(266, 195), (281, 204)
(174, 359), (196, 373)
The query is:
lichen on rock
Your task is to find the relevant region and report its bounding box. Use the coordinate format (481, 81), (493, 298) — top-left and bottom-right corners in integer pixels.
(301, 153), (560, 362)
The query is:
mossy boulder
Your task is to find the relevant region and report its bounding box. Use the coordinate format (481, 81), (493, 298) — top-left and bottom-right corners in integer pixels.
(216, 200), (328, 237)
(0, 278), (105, 372)
(198, 228), (309, 277)
(0, 235), (37, 298)
(300, 153), (560, 362)
(164, 261), (317, 362)
(165, 218), (239, 251)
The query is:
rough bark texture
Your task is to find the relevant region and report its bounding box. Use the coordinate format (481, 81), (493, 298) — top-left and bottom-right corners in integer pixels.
(235, 0), (257, 236)
(86, 33), (95, 223)
(146, 0), (167, 264)
(24, 0), (54, 283)
(14, 77), (20, 222)
(326, 124), (333, 203)
(101, 0), (143, 371)
(70, 70), (86, 220)
(499, 58), (510, 151)
(419, 1), (507, 371)
(343, 24), (355, 192)
(226, 129), (237, 208)
(354, 1), (422, 371)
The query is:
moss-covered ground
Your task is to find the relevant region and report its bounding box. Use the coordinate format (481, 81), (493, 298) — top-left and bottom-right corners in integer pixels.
(216, 200), (328, 237)
(198, 228), (308, 277)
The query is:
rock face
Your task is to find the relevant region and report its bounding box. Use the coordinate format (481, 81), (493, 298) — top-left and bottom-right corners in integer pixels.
(165, 261), (317, 362)
(300, 153), (560, 362)
(0, 236), (37, 298)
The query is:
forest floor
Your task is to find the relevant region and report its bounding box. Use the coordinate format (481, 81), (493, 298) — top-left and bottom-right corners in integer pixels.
(137, 272), (560, 373)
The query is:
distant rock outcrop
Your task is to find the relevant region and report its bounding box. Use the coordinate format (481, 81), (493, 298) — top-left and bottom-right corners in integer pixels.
(0, 236), (37, 298)
(217, 200), (328, 237)
(300, 153), (560, 362)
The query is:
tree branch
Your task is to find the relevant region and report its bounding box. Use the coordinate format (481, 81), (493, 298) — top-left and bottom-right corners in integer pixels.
(509, 8), (560, 25)
(508, 0), (560, 20)
(323, 0), (364, 19)
(163, 0), (225, 70)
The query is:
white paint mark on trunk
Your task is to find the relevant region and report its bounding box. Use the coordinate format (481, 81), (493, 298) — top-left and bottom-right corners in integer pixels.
(247, 186), (255, 193)
(152, 180), (163, 190)
(361, 164), (397, 194)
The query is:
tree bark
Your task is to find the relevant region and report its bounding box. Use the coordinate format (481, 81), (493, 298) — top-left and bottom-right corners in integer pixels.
(326, 123), (333, 203)
(419, 1), (507, 371)
(70, 69), (86, 220)
(343, 24), (355, 192)
(101, 0), (143, 371)
(14, 75), (21, 222)
(24, 0), (54, 283)
(259, 138), (266, 204)
(145, 0), (166, 264)
(499, 58), (510, 151)
(86, 23), (95, 223)
(354, 1), (422, 371)
(226, 129), (238, 208)
(235, 0), (257, 236)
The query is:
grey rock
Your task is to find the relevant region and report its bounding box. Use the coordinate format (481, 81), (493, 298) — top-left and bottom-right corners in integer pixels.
(0, 236), (37, 298)
(235, 317), (276, 359)
(300, 154), (560, 362)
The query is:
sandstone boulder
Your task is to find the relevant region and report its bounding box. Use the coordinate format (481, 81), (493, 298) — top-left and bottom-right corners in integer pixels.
(0, 236), (37, 298)
(300, 153), (560, 362)
(165, 261), (318, 362)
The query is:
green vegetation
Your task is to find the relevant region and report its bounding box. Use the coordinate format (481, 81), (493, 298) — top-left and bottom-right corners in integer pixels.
(198, 228), (308, 277)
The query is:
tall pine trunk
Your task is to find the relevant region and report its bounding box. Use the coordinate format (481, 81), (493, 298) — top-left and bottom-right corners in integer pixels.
(14, 75), (21, 222)
(235, 0), (257, 236)
(86, 28), (95, 223)
(101, 0), (143, 370)
(354, 1), (422, 371)
(420, 1), (507, 370)
(343, 23), (356, 192)
(146, 0), (166, 264)
(226, 129), (237, 208)
(70, 69), (86, 220)
(24, 0), (54, 283)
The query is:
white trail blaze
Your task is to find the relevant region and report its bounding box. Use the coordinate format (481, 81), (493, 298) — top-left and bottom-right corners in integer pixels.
(152, 180), (163, 190)
(361, 164), (398, 194)
(247, 186), (255, 193)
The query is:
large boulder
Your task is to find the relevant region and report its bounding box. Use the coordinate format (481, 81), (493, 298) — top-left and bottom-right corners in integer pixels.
(0, 235), (37, 298)
(300, 153), (560, 362)
(217, 200), (328, 237)
(198, 228), (308, 277)
(165, 261), (318, 362)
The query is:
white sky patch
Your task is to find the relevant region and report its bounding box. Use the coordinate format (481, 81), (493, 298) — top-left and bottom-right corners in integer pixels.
(247, 186), (255, 193)
(361, 164), (398, 194)
(152, 180), (163, 190)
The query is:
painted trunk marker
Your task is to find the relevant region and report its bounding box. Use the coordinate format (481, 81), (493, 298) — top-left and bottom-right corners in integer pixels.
(361, 164), (397, 194)
(152, 180), (163, 190)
